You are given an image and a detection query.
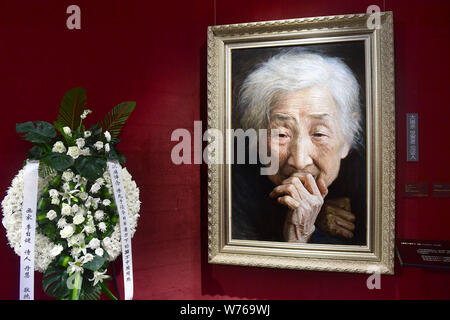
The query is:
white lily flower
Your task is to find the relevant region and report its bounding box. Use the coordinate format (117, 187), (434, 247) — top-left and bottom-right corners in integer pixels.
(104, 131), (111, 142)
(80, 109), (92, 119)
(67, 258), (84, 274)
(89, 270), (109, 286)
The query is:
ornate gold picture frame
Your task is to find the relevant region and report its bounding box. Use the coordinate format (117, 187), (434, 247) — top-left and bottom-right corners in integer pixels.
(207, 12), (395, 274)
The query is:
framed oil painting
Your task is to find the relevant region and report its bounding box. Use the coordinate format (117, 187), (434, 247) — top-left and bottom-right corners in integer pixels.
(206, 12), (395, 273)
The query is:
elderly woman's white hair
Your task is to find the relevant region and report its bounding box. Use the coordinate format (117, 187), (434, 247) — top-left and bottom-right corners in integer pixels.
(237, 49), (362, 148)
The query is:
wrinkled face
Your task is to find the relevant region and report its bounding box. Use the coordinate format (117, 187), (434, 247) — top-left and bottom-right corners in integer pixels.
(267, 86), (351, 187)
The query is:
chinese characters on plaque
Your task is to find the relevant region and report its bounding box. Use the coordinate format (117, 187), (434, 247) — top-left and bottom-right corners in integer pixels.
(107, 161), (134, 300)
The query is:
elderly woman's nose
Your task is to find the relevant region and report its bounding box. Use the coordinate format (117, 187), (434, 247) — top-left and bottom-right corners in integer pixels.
(288, 136), (314, 169)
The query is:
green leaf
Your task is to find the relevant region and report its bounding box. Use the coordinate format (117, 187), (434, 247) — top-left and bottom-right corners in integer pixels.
(56, 87), (87, 130)
(101, 101), (136, 140)
(42, 264), (70, 299)
(16, 121), (56, 144)
(16, 121), (35, 133)
(28, 145), (43, 160)
(38, 160), (57, 178)
(83, 255), (106, 271)
(74, 156), (106, 180)
(81, 282), (102, 300)
(42, 152), (74, 171)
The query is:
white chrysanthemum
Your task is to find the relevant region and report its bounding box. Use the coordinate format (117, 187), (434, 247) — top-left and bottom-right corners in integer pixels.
(67, 146), (80, 159)
(94, 210), (104, 221)
(52, 141), (66, 153)
(88, 238), (100, 249)
(102, 199), (111, 206)
(98, 222), (107, 232)
(2, 166), (140, 271)
(51, 197), (60, 205)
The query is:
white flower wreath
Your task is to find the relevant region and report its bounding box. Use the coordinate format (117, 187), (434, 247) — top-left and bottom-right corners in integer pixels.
(1, 167), (140, 272)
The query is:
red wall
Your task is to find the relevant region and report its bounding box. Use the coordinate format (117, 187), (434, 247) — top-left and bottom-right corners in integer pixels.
(0, 0), (449, 300)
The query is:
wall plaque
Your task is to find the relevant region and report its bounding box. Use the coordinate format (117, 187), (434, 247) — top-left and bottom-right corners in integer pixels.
(403, 182), (429, 198)
(407, 113), (419, 162)
(397, 239), (450, 269)
(432, 183), (450, 198)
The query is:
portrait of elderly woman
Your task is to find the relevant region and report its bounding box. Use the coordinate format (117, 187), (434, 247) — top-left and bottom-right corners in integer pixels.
(231, 43), (367, 245)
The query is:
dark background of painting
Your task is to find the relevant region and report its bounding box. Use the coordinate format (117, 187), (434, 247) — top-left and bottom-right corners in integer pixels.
(231, 42), (367, 245)
(0, 0), (449, 299)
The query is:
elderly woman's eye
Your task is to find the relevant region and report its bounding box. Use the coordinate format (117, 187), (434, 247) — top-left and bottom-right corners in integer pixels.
(279, 133), (288, 138)
(313, 132), (326, 137)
